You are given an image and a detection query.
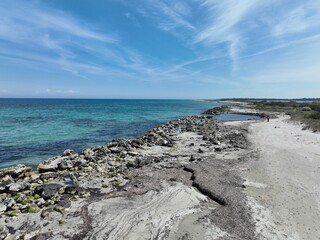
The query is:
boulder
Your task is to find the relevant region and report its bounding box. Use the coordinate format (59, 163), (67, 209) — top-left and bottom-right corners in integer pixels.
(64, 185), (85, 195)
(0, 175), (14, 192)
(3, 197), (16, 208)
(34, 183), (63, 199)
(38, 157), (63, 172)
(9, 181), (30, 193)
(0, 164), (32, 178)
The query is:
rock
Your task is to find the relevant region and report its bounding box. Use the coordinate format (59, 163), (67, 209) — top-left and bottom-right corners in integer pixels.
(41, 208), (53, 218)
(30, 173), (40, 181)
(0, 164), (32, 178)
(3, 198), (16, 208)
(198, 148), (204, 153)
(9, 181), (30, 193)
(0, 203), (6, 212)
(36, 198), (46, 207)
(93, 146), (111, 156)
(0, 225), (9, 240)
(189, 155), (196, 162)
(73, 158), (87, 168)
(81, 149), (94, 159)
(58, 159), (73, 170)
(40, 172), (60, 181)
(69, 173), (78, 185)
(62, 149), (79, 160)
(130, 139), (143, 148)
(0, 175), (14, 193)
(27, 203), (40, 213)
(84, 166), (93, 172)
(64, 185), (85, 195)
(38, 156), (63, 172)
(108, 147), (122, 154)
(56, 199), (71, 209)
(34, 183), (63, 199)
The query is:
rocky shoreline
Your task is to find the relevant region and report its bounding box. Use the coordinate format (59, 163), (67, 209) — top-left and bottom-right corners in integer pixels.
(0, 107), (265, 240)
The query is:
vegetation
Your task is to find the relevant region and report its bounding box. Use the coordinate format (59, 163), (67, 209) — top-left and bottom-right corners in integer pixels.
(253, 101), (320, 131)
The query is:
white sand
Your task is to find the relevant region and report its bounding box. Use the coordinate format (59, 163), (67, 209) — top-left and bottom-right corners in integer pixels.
(245, 114), (320, 240)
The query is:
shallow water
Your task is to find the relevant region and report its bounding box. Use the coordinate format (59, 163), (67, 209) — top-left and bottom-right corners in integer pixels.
(0, 99), (219, 167)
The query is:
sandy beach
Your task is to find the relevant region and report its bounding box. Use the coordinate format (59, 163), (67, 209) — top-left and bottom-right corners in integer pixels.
(1, 106), (320, 239)
(245, 114), (320, 240)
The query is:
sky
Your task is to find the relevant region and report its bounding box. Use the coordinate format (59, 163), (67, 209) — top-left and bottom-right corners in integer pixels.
(0, 0), (320, 99)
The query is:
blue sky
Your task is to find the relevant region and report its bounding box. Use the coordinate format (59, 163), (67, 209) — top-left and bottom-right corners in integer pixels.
(0, 0), (320, 99)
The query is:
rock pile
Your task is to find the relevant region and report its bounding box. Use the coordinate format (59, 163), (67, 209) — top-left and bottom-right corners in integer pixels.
(0, 115), (251, 239)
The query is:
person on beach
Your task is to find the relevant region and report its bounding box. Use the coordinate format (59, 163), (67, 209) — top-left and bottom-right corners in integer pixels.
(267, 115), (270, 122)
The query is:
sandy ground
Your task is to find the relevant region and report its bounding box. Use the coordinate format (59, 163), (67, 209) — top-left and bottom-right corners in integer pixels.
(244, 114), (320, 240)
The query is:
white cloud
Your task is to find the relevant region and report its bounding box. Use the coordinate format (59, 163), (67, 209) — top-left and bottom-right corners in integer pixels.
(271, 2), (320, 37)
(194, 0), (268, 70)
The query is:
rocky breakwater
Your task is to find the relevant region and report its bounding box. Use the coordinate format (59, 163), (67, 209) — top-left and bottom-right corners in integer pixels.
(0, 115), (254, 239)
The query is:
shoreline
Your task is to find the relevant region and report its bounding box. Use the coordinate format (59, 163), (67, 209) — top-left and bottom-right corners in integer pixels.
(1, 104), (319, 239)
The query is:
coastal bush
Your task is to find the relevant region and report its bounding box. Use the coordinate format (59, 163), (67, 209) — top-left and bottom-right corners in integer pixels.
(253, 101), (320, 131)
(309, 112), (320, 120)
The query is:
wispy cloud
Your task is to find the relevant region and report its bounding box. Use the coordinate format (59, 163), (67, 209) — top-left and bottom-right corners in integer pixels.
(270, 2), (320, 37)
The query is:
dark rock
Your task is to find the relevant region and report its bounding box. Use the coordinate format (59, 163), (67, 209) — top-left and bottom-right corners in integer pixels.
(56, 199), (71, 209)
(64, 185), (85, 195)
(189, 155), (196, 162)
(34, 183), (63, 199)
(198, 148), (204, 153)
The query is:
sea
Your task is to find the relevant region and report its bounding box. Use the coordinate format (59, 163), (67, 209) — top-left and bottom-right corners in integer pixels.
(0, 99), (220, 168)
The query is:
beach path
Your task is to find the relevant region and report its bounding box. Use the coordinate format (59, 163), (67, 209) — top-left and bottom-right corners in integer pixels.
(246, 114), (320, 240)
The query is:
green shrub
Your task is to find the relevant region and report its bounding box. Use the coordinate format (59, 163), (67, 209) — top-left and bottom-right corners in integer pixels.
(309, 112), (320, 119)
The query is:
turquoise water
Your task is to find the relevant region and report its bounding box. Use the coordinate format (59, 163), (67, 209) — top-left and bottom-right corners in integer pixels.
(0, 99), (219, 168)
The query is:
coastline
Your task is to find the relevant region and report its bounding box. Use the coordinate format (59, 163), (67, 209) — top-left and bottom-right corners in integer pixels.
(0, 104), (319, 239)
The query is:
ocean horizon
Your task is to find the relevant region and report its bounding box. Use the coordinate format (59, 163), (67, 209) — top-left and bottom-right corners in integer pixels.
(0, 98), (219, 168)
